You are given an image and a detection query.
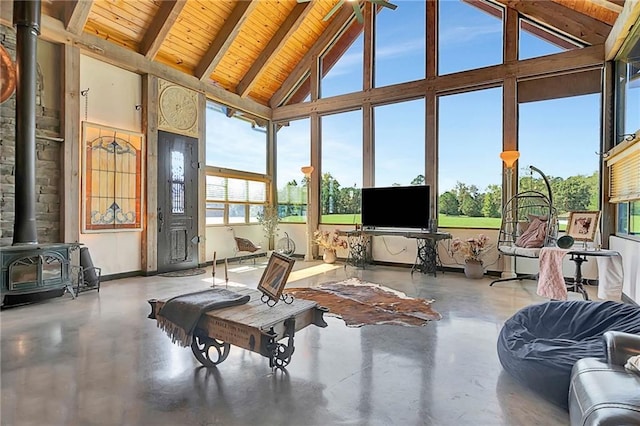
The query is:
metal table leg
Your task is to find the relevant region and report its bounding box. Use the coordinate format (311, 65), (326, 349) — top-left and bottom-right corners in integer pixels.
(567, 253), (589, 300)
(345, 233), (371, 268)
(411, 238), (440, 277)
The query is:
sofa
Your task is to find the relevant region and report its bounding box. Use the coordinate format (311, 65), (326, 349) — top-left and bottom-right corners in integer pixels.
(568, 330), (640, 425)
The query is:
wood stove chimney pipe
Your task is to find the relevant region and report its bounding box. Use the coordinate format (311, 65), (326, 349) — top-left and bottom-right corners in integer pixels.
(12, 0), (41, 245)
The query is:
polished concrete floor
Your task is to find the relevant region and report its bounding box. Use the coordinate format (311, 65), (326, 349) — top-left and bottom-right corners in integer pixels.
(1, 259), (593, 425)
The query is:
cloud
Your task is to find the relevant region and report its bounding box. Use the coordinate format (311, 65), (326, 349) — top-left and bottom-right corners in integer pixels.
(323, 51), (362, 79)
(439, 24), (501, 46)
(376, 38), (425, 60)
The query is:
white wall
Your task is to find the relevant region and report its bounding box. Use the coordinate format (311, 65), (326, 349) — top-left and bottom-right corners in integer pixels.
(38, 39), (60, 110)
(205, 224), (264, 261)
(315, 226), (599, 281)
(203, 222), (608, 290)
(79, 55), (142, 276)
(610, 236), (640, 304)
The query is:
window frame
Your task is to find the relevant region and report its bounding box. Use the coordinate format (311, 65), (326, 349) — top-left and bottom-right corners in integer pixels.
(205, 166), (271, 226)
(612, 27), (640, 239)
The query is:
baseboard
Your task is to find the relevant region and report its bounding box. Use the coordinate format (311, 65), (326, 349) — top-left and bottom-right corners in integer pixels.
(201, 253), (267, 268)
(102, 270), (145, 281)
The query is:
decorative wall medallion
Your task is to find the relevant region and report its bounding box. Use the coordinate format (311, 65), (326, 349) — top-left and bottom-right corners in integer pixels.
(158, 80), (198, 137)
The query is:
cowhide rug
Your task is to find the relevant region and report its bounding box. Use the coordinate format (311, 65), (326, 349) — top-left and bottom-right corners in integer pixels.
(287, 278), (441, 327)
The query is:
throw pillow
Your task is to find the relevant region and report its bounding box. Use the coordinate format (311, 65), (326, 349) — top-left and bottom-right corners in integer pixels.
(515, 217), (548, 248)
(528, 214), (548, 222)
(517, 221), (529, 236)
(235, 237), (260, 252)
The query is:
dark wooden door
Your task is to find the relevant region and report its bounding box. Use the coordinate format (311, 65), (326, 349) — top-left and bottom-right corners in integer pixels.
(157, 131), (199, 273)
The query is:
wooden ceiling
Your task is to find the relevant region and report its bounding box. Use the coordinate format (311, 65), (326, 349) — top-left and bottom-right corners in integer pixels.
(5, 0), (628, 112)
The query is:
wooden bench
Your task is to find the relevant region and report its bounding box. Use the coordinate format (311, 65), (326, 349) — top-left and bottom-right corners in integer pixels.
(148, 287), (327, 369)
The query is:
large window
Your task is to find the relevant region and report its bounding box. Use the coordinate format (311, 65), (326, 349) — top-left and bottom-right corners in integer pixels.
(613, 33), (640, 237)
(321, 110), (363, 224)
(205, 175), (267, 225)
(276, 118), (311, 223)
(615, 50), (640, 141)
(374, 0), (425, 87)
(321, 23), (364, 98)
(438, 0), (503, 76)
(438, 87), (503, 228)
(518, 19), (581, 61)
(518, 94), (601, 218)
(374, 98), (425, 186)
(205, 101), (267, 174)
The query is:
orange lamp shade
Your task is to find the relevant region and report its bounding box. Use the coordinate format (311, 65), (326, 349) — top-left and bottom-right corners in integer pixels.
(301, 165), (314, 177)
(500, 150), (520, 168)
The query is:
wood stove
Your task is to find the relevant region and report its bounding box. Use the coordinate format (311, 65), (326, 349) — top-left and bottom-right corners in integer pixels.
(1, 243), (78, 305)
(0, 0), (78, 306)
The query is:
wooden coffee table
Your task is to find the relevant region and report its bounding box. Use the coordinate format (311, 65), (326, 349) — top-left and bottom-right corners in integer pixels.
(148, 287), (327, 369)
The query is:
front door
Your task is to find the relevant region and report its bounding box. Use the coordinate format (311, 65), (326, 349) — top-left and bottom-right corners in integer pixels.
(157, 131), (199, 273)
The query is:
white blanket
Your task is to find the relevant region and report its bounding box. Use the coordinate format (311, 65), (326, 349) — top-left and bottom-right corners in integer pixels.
(596, 251), (624, 300)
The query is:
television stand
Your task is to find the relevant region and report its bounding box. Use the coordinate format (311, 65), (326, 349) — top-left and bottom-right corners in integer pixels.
(340, 229), (452, 276)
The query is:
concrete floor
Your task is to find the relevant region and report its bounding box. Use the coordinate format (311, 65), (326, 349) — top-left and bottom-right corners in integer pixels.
(1, 259), (592, 425)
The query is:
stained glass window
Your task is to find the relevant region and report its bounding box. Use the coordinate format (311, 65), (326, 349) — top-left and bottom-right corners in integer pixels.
(82, 122), (143, 231)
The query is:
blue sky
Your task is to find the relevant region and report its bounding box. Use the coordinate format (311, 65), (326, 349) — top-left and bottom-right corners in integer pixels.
(210, 0), (602, 195)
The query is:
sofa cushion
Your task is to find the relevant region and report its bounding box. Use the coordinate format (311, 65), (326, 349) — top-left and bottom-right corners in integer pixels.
(497, 245), (541, 258)
(569, 357), (640, 426)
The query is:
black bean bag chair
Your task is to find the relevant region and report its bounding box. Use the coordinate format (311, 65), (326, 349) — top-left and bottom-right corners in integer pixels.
(497, 300), (640, 409)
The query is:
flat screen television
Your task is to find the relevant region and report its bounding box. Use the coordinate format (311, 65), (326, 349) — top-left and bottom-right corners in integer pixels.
(361, 185), (430, 229)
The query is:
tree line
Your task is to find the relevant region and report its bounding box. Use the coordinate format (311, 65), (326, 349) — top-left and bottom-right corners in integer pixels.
(277, 171), (599, 218)
(439, 172), (599, 218)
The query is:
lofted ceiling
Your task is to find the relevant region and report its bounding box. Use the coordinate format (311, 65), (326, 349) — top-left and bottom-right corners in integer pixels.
(4, 0), (627, 112)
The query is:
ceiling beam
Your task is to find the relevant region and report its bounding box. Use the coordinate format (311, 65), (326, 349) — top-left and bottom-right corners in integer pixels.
(269, 5), (357, 108)
(273, 44), (604, 122)
(63, 0), (93, 35)
(587, 0), (623, 15)
(605, 0), (640, 60)
(236, 1), (312, 98)
(140, 0), (187, 60)
(0, 8), (271, 119)
(194, 0), (258, 81)
(494, 0), (611, 45)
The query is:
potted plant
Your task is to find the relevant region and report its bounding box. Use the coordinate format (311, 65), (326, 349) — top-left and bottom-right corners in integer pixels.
(450, 234), (490, 279)
(313, 229), (348, 264)
(257, 205), (280, 252)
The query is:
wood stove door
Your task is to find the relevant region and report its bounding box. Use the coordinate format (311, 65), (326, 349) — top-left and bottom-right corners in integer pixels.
(157, 131), (199, 273)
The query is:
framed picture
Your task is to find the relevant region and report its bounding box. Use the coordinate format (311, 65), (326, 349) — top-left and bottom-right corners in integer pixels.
(566, 211), (601, 242)
(257, 252), (295, 302)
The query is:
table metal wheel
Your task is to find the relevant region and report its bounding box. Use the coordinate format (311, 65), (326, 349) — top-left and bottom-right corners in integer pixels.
(190, 330), (231, 367)
(271, 341), (295, 369)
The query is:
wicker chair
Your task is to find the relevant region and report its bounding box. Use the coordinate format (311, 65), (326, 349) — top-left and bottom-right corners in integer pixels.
(490, 166), (558, 286)
(228, 228), (262, 264)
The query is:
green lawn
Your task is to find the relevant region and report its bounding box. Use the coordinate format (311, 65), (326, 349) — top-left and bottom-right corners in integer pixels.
(282, 212), (640, 233)
(281, 214), (361, 224)
(437, 215), (501, 229)
(282, 214), (501, 229)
